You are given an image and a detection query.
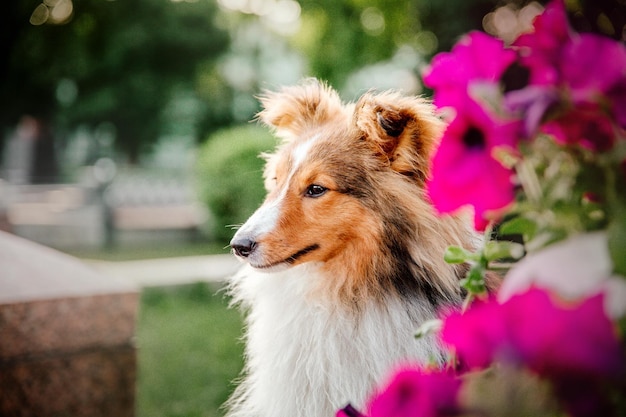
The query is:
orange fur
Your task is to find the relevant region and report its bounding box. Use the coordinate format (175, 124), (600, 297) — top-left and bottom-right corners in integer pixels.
(257, 79), (349, 142)
(354, 91), (444, 183)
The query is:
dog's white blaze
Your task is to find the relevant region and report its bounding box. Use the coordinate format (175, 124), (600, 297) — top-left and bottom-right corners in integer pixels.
(236, 134), (320, 241)
(237, 195), (282, 238)
(291, 134), (320, 170)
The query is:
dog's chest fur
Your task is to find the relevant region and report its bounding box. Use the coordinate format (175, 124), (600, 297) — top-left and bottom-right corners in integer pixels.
(227, 263), (444, 417)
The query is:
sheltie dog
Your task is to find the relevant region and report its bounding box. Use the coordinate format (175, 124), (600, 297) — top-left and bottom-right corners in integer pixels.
(226, 79), (479, 417)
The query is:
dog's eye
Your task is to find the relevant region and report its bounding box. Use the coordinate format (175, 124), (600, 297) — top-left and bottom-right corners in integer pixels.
(305, 184), (328, 198)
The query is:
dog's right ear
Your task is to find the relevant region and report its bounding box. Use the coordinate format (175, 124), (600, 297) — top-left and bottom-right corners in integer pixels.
(257, 79), (346, 142)
(354, 92), (444, 183)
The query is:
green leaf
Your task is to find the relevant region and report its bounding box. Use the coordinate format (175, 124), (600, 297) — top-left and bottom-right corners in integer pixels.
(483, 241), (525, 262)
(499, 217), (538, 243)
(460, 265), (487, 295)
(444, 245), (471, 264)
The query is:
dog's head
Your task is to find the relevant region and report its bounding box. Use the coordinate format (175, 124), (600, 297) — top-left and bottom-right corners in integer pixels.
(230, 79), (445, 274)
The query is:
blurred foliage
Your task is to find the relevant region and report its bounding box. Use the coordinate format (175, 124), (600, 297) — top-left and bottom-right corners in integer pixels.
(293, 0), (420, 88)
(3, 0), (624, 165)
(2, 0), (229, 162)
(294, 0), (502, 89)
(196, 124), (276, 243)
(415, 0), (498, 53)
(137, 282), (243, 417)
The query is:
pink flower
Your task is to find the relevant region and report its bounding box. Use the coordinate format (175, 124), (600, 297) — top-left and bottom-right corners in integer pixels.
(423, 31), (516, 108)
(440, 298), (504, 370)
(505, 0), (574, 137)
(514, 0), (573, 86)
(427, 95), (519, 230)
(507, 290), (623, 379)
(561, 34), (626, 101)
(443, 288), (624, 379)
(511, 0), (626, 135)
(367, 368), (462, 417)
(541, 104), (618, 152)
(423, 30), (522, 230)
(608, 81), (626, 129)
(560, 33), (626, 129)
(442, 288), (625, 417)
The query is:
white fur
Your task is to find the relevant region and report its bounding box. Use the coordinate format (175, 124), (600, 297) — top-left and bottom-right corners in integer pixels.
(235, 196), (282, 240)
(292, 134), (320, 169)
(226, 263), (444, 417)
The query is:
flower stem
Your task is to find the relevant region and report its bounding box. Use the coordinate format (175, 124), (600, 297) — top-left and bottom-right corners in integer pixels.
(516, 158), (542, 207)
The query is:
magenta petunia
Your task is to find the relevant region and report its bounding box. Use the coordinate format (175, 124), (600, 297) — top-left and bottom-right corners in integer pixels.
(441, 288), (625, 416)
(442, 287), (625, 380)
(503, 0), (572, 136)
(423, 31), (516, 108)
(367, 368), (462, 417)
(510, 0), (626, 136)
(561, 34), (626, 104)
(541, 105), (618, 152)
(423, 28), (523, 231)
(514, 0), (573, 86)
(427, 95), (519, 230)
(505, 290), (626, 417)
(608, 81), (626, 128)
(559, 33), (626, 129)
(440, 299), (505, 370)
(516, 291), (623, 379)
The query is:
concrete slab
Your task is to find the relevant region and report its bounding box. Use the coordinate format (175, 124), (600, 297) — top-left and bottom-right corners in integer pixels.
(88, 253), (242, 287)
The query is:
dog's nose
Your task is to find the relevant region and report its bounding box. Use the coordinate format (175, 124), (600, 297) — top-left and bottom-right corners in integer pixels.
(231, 238), (257, 258)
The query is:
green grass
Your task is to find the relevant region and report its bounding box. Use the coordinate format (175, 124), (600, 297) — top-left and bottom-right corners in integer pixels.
(136, 282), (244, 417)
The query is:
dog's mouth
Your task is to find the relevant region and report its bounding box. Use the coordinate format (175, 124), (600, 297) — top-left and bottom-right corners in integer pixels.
(251, 243), (320, 270)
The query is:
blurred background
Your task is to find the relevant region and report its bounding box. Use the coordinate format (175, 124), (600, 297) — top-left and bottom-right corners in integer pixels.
(1, 1), (624, 416)
(1, 0), (624, 254)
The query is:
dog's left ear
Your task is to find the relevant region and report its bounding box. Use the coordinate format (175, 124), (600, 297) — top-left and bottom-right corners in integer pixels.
(258, 79), (346, 142)
(354, 92), (444, 183)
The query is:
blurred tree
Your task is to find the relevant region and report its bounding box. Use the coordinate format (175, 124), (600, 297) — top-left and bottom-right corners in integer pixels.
(286, 0), (499, 95)
(1, 0), (229, 163)
(5, 0), (620, 164)
(294, 0), (421, 88)
(415, 0), (498, 53)
(293, 0), (624, 95)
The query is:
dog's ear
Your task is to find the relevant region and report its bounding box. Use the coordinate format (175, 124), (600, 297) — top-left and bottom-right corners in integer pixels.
(354, 92), (444, 183)
(257, 79), (346, 142)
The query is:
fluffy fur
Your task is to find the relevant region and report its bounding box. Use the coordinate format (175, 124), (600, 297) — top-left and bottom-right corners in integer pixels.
(226, 79), (480, 417)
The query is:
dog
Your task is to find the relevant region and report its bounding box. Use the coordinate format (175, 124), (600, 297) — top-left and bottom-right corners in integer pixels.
(226, 79), (479, 417)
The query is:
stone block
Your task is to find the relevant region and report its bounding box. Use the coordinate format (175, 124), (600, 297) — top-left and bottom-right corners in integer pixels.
(0, 231), (139, 417)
